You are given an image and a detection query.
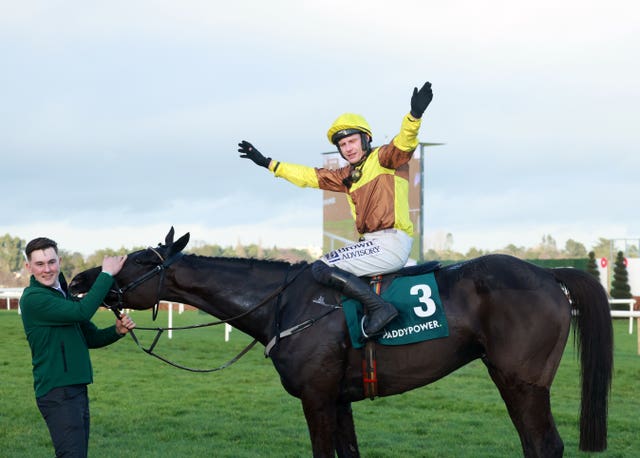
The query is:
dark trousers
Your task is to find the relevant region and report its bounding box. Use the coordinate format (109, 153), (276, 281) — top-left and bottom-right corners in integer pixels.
(36, 384), (90, 458)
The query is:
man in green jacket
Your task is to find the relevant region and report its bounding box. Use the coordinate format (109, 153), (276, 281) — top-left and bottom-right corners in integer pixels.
(20, 237), (136, 458)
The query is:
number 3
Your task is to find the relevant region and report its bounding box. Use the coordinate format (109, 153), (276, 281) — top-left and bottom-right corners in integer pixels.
(410, 284), (436, 318)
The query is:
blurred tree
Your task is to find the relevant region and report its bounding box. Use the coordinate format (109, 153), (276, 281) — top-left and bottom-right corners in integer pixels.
(188, 244), (226, 257)
(501, 244), (527, 258)
(59, 250), (89, 281)
(565, 239), (587, 258)
(423, 248), (440, 261)
(0, 269), (20, 287)
(465, 247), (487, 258)
(543, 234), (557, 248)
(234, 239), (246, 258)
(0, 233), (26, 272)
(591, 238), (611, 258)
(585, 251), (600, 280)
(610, 251), (632, 299)
(534, 234), (560, 259)
(222, 246), (238, 257)
(0, 234), (27, 286)
(2, 231), (629, 283)
(245, 244), (262, 259)
(444, 233), (454, 251)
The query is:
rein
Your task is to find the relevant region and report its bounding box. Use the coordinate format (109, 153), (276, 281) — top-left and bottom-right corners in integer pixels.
(109, 256), (313, 372)
(110, 306), (259, 372)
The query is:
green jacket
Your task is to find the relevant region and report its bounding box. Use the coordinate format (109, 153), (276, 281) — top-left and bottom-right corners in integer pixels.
(20, 272), (123, 398)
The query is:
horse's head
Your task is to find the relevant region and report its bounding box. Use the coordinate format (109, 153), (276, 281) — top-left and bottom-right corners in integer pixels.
(69, 227), (190, 312)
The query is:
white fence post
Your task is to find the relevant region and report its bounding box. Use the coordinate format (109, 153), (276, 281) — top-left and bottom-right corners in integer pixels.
(609, 299), (638, 334)
(167, 302), (173, 339)
(0, 288), (23, 313)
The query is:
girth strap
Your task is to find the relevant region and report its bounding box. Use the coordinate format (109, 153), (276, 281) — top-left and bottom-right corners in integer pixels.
(361, 276), (382, 399)
(362, 341), (378, 400)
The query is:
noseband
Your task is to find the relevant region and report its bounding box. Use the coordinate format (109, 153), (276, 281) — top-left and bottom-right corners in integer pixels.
(110, 247), (184, 320)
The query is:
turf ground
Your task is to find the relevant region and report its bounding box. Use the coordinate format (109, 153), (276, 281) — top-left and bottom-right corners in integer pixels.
(1, 311), (638, 457)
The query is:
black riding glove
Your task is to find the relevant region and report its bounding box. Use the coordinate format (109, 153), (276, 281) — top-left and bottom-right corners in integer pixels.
(238, 140), (271, 169)
(410, 81), (433, 119)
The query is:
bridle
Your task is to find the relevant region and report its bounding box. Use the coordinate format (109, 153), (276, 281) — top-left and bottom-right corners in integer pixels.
(105, 245), (248, 373)
(109, 246), (184, 321)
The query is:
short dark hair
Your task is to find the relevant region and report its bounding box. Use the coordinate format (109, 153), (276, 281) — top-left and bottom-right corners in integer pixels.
(25, 237), (58, 261)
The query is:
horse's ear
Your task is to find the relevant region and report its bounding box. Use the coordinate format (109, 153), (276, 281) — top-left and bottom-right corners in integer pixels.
(165, 227), (175, 246)
(169, 232), (190, 256)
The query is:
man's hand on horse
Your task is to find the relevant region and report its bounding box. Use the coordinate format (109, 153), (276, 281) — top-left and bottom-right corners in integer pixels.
(238, 140), (272, 169)
(410, 81), (433, 119)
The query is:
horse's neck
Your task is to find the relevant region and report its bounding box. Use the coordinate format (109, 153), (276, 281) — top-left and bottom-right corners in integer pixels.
(171, 256), (293, 338)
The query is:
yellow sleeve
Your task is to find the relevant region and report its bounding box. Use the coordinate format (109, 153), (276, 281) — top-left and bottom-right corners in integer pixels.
(269, 161), (320, 188)
(392, 113), (422, 152)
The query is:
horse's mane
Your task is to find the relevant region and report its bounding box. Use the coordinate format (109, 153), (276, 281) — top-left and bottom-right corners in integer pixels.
(184, 252), (307, 270)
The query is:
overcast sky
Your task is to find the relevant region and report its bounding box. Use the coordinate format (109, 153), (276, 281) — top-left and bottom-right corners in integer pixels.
(2, 0), (639, 257)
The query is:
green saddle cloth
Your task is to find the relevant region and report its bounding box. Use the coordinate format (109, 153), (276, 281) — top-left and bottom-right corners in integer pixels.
(343, 272), (449, 349)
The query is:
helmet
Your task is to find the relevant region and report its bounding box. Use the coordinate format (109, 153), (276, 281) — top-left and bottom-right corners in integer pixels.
(326, 113), (372, 145)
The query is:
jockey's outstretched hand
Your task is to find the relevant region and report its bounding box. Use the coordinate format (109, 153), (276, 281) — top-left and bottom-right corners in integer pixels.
(410, 81), (433, 119)
(238, 140), (271, 169)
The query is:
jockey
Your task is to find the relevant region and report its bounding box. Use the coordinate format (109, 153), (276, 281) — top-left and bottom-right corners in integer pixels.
(238, 81), (433, 337)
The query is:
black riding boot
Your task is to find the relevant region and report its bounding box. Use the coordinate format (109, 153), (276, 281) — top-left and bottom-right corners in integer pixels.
(311, 261), (398, 337)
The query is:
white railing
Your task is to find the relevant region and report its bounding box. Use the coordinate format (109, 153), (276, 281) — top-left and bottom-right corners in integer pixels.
(609, 299), (638, 334)
(0, 289), (232, 341)
(3, 288), (635, 343)
(161, 301), (232, 341)
(0, 288), (22, 313)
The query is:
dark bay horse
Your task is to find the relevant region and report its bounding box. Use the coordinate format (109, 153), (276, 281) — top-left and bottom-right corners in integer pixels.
(69, 228), (612, 458)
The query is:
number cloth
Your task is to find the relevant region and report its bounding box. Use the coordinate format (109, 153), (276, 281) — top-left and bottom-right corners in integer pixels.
(342, 272), (449, 348)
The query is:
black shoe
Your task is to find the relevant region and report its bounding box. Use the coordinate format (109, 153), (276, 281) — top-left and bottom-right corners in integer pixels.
(363, 302), (398, 337)
(311, 262), (399, 337)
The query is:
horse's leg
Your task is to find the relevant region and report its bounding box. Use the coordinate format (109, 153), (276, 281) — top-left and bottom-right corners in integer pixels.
(334, 401), (360, 458)
(301, 396), (361, 458)
(301, 396), (338, 458)
(486, 365), (563, 458)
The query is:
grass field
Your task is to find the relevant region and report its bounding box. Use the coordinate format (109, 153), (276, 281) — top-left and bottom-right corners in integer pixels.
(2, 310), (638, 457)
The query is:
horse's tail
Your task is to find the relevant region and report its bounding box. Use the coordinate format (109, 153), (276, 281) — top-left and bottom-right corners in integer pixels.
(552, 267), (613, 452)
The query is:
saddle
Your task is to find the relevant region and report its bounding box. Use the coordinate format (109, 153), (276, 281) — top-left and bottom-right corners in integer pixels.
(364, 260), (441, 294)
